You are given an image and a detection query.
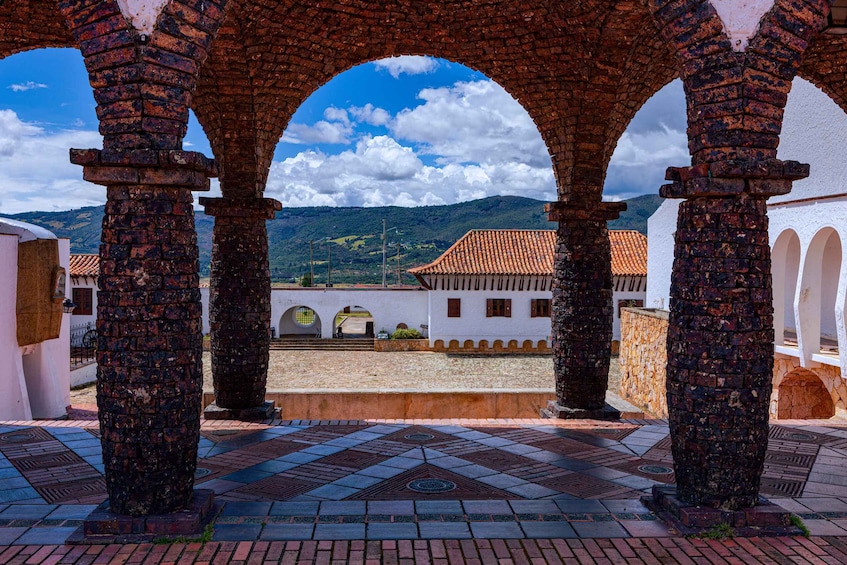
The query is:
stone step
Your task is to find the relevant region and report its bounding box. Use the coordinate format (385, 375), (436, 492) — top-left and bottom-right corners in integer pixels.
(269, 338), (375, 351)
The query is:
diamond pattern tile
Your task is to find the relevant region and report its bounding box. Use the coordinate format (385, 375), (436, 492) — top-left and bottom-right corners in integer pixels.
(348, 464), (519, 500)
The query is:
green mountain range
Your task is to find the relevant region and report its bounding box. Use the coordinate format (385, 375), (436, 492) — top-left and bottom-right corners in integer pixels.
(7, 194), (662, 285)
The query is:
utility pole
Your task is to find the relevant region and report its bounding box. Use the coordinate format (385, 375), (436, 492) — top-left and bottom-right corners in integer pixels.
(382, 218), (387, 288)
(396, 242), (401, 285)
(327, 243), (332, 287)
(309, 240), (314, 287)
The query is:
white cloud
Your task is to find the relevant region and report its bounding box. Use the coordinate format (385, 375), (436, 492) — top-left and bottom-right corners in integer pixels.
(605, 126), (688, 199)
(265, 134), (554, 209)
(280, 106), (354, 145)
(7, 81), (48, 92)
(349, 104), (391, 126)
(0, 109), (103, 214)
(373, 56), (439, 79)
(390, 80), (552, 168)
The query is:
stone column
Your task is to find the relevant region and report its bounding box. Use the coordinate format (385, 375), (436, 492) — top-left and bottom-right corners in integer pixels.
(542, 200), (626, 419)
(661, 159), (808, 509)
(199, 197), (281, 418)
(70, 149), (216, 516)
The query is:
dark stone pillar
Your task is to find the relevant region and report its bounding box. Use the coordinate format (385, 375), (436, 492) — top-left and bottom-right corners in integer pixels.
(199, 197), (281, 413)
(542, 201), (626, 419)
(70, 149), (216, 516)
(661, 159), (809, 509)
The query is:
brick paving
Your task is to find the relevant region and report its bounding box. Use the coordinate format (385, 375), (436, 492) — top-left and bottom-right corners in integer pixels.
(2, 416), (847, 562)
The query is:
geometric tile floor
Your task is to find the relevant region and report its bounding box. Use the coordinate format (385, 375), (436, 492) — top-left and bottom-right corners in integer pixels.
(3, 415), (847, 557)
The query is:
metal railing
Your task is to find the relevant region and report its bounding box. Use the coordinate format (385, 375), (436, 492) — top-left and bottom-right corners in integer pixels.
(70, 323), (97, 368)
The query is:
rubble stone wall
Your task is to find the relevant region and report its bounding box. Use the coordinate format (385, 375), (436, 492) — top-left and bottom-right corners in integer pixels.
(619, 308), (669, 418)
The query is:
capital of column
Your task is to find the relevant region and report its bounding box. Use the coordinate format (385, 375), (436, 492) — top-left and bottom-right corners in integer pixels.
(660, 159), (809, 199)
(544, 200), (627, 222)
(198, 197), (282, 220)
(69, 148), (218, 191)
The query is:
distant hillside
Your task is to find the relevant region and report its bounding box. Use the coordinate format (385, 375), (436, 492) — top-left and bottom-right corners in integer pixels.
(8, 194), (662, 285)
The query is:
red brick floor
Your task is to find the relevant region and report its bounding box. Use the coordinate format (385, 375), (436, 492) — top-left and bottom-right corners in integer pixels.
(3, 537), (847, 564)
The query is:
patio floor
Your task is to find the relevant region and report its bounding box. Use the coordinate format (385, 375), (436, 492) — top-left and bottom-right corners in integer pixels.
(3, 412), (847, 563)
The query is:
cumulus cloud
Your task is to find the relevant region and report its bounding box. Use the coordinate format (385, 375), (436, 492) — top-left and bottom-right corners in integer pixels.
(7, 81), (48, 92)
(390, 80), (552, 168)
(280, 107), (354, 145)
(349, 104), (391, 126)
(266, 134), (554, 209)
(373, 56), (439, 79)
(0, 109), (103, 214)
(604, 79), (688, 199)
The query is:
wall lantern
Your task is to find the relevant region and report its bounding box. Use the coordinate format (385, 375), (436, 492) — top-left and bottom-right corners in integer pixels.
(62, 298), (76, 314)
(824, 0), (847, 34)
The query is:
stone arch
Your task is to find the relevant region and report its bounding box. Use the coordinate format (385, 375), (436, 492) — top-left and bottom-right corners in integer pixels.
(278, 305), (322, 338)
(0, 1), (76, 60)
(772, 229), (802, 347)
(798, 227), (842, 362)
(776, 368), (835, 419)
(193, 0), (678, 203)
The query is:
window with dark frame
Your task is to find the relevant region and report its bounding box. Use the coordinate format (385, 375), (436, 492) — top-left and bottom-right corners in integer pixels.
(531, 298), (551, 318)
(72, 287), (93, 316)
(447, 298), (461, 317)
(486, 298), (511, 317)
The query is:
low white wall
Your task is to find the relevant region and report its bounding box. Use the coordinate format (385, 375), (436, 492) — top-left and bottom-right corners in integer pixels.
(0, 234), (30, 420)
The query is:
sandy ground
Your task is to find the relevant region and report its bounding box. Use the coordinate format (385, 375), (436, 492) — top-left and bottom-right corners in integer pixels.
(71, 352), (621, 403)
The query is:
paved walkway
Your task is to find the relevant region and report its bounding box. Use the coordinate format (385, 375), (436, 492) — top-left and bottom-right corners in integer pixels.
(2, 415), (847, 563)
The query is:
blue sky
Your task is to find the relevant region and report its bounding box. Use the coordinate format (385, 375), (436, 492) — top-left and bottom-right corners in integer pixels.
(0, 50), (689, 214)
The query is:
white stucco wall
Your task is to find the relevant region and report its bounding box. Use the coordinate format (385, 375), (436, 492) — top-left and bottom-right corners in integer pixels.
(709, 0), (775, 52)
(427, 288), (554, 347)
(0, 234), (30, 420)
(769, 199), (847, 374)
(22, 238), (72, 419)
(200, 287), (430, 339)
(645, 199), (680, 311)
(116, 0), (169, 34)
(0, 232), (71, 420)
(773, 78), (847, 204)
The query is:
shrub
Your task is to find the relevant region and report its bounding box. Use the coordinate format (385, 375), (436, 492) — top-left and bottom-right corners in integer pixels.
(391, 328), (422, 339)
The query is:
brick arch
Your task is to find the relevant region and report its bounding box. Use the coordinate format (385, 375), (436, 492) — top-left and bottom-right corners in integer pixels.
(799, 32), (847, 117)
(776, 367), (835, 419)
(57, 0), (231, 151)
(193, 0), (677, 202)
(0, 0), (76, 59)
(646, 0), (830, 164)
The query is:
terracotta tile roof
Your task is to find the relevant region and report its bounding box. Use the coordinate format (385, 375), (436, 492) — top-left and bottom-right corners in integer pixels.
(69, 254), (99, 277)
(409, 229), (647, 278)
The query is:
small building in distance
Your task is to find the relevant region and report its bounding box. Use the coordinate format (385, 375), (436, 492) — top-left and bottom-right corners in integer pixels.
(409, 229), (647, 353)
(68, 254), (98, 329)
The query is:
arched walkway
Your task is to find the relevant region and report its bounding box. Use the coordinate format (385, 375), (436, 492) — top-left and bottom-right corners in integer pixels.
(776, 368), (835, 420)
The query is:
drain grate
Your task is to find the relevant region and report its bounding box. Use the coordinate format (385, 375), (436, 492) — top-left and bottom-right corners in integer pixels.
(408, 478), (456, 494)
(194, 467), (212, 479)
(0, 431), (36, 443)
(637, 464), (674, 475)
(404, 433), (435, 442)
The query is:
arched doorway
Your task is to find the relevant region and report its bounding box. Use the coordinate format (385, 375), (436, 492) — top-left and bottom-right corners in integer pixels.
(777, 368), (835, 419)
(772, 229), (801, 348)
(798, 228), (843, 361)
(278, 305), (322, 338)
(334, 306), (374, 338)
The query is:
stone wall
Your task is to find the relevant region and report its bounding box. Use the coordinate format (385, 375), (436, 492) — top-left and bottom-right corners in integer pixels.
(374, 339), (432, 352)
(619, 307), (669, 418)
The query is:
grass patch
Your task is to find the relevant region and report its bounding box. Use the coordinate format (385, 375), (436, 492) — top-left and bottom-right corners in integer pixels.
(690, 523), (734, 540)
(154, 523), (214, 545)
(790, 514), (810, 537)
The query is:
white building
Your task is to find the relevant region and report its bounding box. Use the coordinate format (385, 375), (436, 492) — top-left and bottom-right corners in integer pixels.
(645, 78), (847, 419)
(410, 229), (648, 352)
(0, 218), (72, 420)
